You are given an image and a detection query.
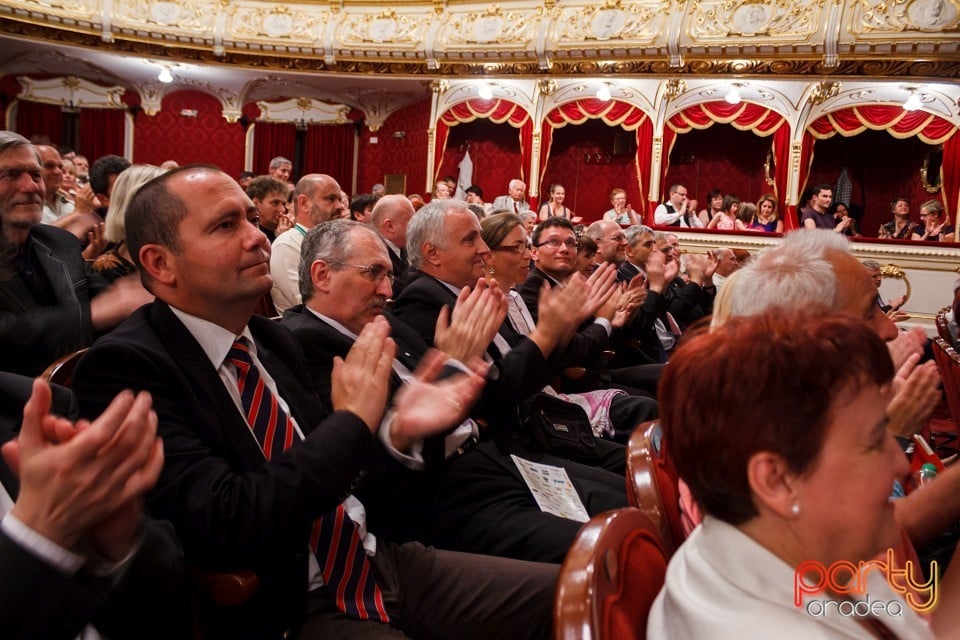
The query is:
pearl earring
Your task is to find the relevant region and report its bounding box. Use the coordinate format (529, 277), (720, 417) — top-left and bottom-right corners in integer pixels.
(791, 503), (800, 516)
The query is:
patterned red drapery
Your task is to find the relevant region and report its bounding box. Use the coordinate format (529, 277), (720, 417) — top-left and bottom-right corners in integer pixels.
(434, 99), (532, 186)
(664, 101), (793, 229)
(539, 98), (651, 204)
(806, 106), (959, 219)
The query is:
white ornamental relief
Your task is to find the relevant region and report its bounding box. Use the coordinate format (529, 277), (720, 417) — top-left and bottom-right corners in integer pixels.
(116, 0), (215, 33)
(229, 7), (322, 40)
(444, 7), (540, 45)
(856, 0), (959, 32)
(149, 1), (181, 25)
(689, 0), (821, 40)
(340, 11), (424, 45)
(553, 2), (665, 46)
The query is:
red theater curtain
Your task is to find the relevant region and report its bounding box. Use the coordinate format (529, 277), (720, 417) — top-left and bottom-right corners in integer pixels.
(942, 133), (960, 220)
(78, 108), (125, 160)
(304, 123), (355, 189)
(253, 122), (296, 175)
(635, 119), (654, 222)
(807, 105), (959, 223)
(434, 99), (531, 183)
(14, 100), (63, 145)
(540, 98), (651, 207)
(666, 101), (788, 227)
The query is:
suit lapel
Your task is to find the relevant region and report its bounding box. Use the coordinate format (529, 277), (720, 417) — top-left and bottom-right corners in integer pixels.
(148, 302), (269, 467)
(31, 235), (79, 310)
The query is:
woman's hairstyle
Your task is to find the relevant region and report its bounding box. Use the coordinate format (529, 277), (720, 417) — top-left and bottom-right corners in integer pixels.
(737, 202), (757, 224)
(549, 183), (564, 196)
(480, 212), (523, 250)
(660, 311), (894, 525)
(706, 188), (723, 201)
(920, 199), (944, 220)
(757, 194), (778, 218)
(104, 164), (166, 243)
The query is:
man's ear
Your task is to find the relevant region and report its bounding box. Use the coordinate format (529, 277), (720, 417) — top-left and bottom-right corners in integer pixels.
(310, 259), (332, 293)
(421, 242), (441, 267)
(746, 451), (801, 519)
(138, 244), (176, 287)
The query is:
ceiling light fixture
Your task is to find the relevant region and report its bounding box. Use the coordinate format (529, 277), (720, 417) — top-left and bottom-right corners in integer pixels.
(596, 83), (611, 102)
(724, 84), (742, 105)
(478, 83), (493, 100)
(158, 67), (173, 83)
(903, 90), (922, 112)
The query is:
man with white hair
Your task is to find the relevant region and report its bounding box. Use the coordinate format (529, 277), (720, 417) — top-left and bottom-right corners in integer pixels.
(492, 179), (530, 214)
(724, 229), (950, 551)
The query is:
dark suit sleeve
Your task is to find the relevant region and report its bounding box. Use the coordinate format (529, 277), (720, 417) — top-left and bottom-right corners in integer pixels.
(0, 529), (109, 640)
(668, 280), (714, 326)
(72, 339), (379, 571)
(517, 274), (544, 323)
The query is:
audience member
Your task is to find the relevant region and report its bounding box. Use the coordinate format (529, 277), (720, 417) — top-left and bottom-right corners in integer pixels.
(59, 158), (79, 202)
(912, 199), (954, 242)
(431, 180), (451, 200)
(371, 182), (385, 197)
(369, 194), (414, 298)
(72, 154), (89, 182)
(584, 220), (627, 265)
(89, 154), (131, 213)
(237, 170), (255, 190)
(349, 193), (379, 223)
(800, 183), (849, 232)
(73, 166), (558, 638)
(878, 197), (917, 240)
(537, 183), (580, 223)
(710, 247), (741, 290)
(0, 375), (186, 640)
(829, 201), (859, 237)
(94, 164), (166, 282)
(706, 195), (744, 231)
(748, 193), (781, 232)
(0, 132), (149, 376)
(268, 156), (292, 184)
(492, 179), (530, 214)
(575, 235), (599, 277)
(35, 144), (73, 222)
(246, 175), (292, 242)
(408, 193), (426, 211)
(657, 232), (716, 328)
(649, 311), (932, 639)
(696, 188), (723, 227)
(864, 260), (906, 320)
(654, 184), (698, 227)
(464, 185), (491, 216)
(603, 188), (641, 225)
(270, 173), (345, 313)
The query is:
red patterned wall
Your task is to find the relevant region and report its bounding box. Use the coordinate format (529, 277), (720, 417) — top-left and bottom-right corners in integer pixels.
(133, 90), (245, 177)
(437, 119), (523, 204)
(664, 126), (771, 214)
(356, 98), (430, 196)
(542, 119), (640, 223)
(805, 130), (941, 237)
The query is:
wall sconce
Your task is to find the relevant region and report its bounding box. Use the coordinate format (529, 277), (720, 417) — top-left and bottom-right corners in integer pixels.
(478, 83), (493, 100)
(393, 130), (406, 139)
(157, 67), (173, 83)
(596, 83), (612, 102)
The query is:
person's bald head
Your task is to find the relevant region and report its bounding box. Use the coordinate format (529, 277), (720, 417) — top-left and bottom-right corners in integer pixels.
(293, 174), (344, 228)
(370, 194), (415, 248)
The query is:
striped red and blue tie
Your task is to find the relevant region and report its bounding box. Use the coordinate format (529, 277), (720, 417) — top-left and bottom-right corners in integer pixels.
(228, 338), (390, 623)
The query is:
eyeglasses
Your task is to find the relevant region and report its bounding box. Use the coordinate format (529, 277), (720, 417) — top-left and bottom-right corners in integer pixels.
(493, 242), (532, 255)
(535, 238), (579, 250)
(332, 262), (395, 284)
(600, 234), (626, 243)
(0, 167), (43, 183)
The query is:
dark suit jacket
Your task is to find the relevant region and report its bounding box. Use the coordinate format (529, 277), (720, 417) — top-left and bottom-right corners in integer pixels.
(0, 372), (185, 640)
(281, 306), (454, 540)
(666, 276), (714, 329)
(386, 246), (409, 299)
(615, 261), (671, 364)
(517, 266), (611, 371)
(72, 301), (380, 637)
(0, 225), (108, 376)
(392, 270), (553, 446)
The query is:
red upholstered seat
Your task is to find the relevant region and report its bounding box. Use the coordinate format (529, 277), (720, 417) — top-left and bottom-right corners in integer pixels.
(625, 421), (686, 554)
(555, 508), (668, 640)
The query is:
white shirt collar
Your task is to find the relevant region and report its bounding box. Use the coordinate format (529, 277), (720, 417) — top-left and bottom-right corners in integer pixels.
(168, 306), (255, 369)
(305, 306), (360, 341)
